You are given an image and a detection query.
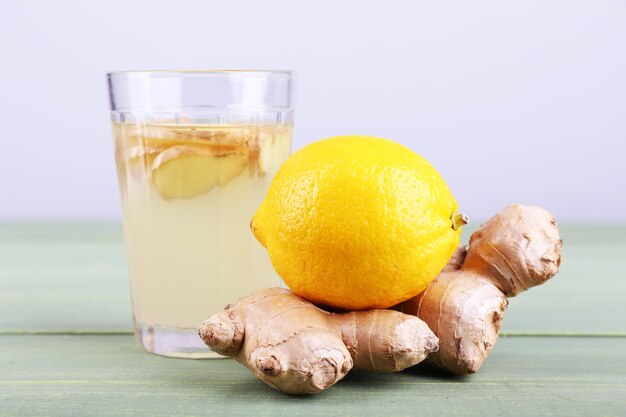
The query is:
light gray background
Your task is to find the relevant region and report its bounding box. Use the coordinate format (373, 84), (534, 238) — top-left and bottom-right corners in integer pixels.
(1, 0), (624, 222)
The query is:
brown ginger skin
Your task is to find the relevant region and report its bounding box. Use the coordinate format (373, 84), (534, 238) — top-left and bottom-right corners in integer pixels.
(398, 204), (562, 375)
(199, 287), (438, 395)
(464, 205), (562, 297)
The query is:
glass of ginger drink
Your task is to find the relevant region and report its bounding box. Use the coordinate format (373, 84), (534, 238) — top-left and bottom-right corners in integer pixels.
(107, 70), (294, 358)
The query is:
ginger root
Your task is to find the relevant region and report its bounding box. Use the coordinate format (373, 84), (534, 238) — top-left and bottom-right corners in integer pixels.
(398, 204), (562, 375)
(198, 287), (438, 394)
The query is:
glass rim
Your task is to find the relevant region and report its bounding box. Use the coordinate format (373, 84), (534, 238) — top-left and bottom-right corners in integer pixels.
(107, 69), (294, 78)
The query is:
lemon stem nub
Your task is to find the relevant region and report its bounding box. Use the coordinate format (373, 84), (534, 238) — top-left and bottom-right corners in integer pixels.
(451, 212), (469, 231)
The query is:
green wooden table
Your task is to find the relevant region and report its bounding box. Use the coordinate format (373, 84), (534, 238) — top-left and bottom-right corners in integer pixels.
(1, 223), (625, 416)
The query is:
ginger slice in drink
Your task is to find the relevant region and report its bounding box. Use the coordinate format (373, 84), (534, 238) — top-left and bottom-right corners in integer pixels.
(151, 145), (247, 200)
(171, 125), (251, 144)
(257, 128), (275, 174)
(125, 145), (167, 181)
(249, 126), (279, 175)
(257, 125), (291, 174)
(247, 130), (261, 174)
(151, 124), (252, 151)
(122, 124), (247, 154)
(126, 140), (245, 183)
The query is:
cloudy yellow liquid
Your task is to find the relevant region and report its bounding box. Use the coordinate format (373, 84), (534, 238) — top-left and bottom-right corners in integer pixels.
(113, 123), (291, 332)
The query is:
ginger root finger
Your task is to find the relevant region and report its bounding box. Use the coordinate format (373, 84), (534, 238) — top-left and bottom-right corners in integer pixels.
(399, 272), (507, 374)
(199, 287), (437, 394)
(338, 309), (438, 372)
(464, 204), (562, 297)
(197, 310), (243, 357)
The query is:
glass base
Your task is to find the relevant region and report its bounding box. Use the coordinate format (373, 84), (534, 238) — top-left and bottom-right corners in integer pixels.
(133, 318), (223, 359)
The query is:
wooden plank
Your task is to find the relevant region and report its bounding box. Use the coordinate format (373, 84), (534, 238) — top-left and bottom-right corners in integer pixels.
(0, 335), (624, 416)
(0, 223), (131, 331)
(1, 223), (625, 334)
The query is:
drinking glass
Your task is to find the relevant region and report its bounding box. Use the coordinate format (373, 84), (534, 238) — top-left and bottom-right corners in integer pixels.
(107, 70), (294, 358)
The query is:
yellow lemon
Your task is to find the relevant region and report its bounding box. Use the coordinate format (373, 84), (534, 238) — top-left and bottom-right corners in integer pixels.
(251, 136), (465, 310)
